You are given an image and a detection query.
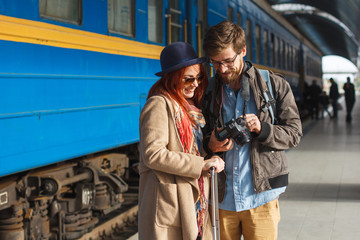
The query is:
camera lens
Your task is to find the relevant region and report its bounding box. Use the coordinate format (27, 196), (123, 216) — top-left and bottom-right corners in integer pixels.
(234, 130), (251, 146)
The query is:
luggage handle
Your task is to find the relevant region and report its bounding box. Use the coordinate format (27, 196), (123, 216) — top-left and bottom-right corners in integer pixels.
(210, 167), (220, 240)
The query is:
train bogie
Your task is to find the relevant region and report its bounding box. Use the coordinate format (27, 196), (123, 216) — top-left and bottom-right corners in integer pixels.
(0, 153), (129, 239)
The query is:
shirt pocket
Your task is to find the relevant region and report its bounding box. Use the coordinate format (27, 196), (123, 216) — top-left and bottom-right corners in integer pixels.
(155, 182), (181, 228)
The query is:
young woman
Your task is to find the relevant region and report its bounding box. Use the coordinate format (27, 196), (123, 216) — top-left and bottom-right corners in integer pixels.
(138, 42), (224, 240)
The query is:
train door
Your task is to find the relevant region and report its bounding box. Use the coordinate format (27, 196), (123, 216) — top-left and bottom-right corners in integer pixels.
(165, 0), (207, 56)
(166, 0), (185, 44)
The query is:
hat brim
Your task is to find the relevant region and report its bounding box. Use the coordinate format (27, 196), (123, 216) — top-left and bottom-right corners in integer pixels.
(155, 57), (207, 77)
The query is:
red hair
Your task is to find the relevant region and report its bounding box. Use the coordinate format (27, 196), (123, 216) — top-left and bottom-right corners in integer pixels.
(147, 64), (208, 124)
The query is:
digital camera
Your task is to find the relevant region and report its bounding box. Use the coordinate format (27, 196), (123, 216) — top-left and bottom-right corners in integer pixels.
(215, 118), (251, 146)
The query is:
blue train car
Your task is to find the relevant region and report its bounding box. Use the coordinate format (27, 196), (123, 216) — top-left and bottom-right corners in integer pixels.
(0, 0), (322, 239)
(0, 1), (162, 177)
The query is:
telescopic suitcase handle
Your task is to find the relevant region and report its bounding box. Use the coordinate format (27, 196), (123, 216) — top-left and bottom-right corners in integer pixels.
(210, 167), (220, 240)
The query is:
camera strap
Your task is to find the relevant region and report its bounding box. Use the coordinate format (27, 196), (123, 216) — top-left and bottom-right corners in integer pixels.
(240, 67), (250, 120)
(242, 101), (247, 120)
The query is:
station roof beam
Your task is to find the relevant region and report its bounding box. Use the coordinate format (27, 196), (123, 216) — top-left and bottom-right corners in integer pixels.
(267, 0), (360, 66)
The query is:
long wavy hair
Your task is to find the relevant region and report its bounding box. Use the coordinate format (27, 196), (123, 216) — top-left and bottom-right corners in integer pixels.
(147, 64), (208, 124)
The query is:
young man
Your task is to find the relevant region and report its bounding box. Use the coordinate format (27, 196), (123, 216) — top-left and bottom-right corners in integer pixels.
(202, 20), (303, 239)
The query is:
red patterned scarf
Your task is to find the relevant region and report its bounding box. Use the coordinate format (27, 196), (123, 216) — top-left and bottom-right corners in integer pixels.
(173, 99), (207, 237)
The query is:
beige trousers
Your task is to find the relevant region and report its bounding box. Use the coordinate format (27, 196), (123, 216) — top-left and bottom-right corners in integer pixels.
(219, 199), (280, 240)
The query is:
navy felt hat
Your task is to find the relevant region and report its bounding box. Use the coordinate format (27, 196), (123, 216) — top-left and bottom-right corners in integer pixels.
(155, 42), (206, 76)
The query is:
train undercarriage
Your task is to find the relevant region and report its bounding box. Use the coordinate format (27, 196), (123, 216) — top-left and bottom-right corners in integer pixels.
(0, 147), (139, 240)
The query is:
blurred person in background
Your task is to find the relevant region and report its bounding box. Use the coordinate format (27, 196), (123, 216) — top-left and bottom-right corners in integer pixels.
(343, 77), (356, 122)
(329, 78), (339, 119)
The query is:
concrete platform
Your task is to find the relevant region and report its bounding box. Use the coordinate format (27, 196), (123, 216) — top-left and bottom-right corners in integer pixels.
(279, 95), (360, 240)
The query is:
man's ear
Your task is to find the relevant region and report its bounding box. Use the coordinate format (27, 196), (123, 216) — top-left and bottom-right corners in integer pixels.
(242, 46), (247, 57)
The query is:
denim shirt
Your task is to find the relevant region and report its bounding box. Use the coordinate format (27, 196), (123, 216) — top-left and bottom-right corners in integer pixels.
(218, 84), (286, 212)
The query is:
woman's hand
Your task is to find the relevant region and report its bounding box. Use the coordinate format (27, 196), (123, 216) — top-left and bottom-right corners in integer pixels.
(202, 155), (225, 174)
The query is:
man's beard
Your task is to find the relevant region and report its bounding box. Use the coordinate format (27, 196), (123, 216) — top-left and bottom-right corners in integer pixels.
(217, 67), (241, 84)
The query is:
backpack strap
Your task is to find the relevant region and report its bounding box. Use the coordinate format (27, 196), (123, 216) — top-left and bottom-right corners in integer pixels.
(258, 69), (277, 124)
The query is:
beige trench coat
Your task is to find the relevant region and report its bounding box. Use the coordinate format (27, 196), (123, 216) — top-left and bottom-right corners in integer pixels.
(138, 95), (213, 240)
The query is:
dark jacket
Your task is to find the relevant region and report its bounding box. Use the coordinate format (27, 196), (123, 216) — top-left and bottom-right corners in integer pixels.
(343, 82), (355, 103)
(202, 62), (302, 201)
(329, 82), (339, 101)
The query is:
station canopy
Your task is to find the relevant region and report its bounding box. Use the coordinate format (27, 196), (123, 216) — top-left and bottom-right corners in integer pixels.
(266, 0), (360, 66)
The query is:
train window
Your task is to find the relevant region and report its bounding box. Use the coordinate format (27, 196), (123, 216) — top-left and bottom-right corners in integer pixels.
(306, 57), (321, 77)
(108, 0), (135, 37)
(279, 39), (284, 69)
(306, 56), (311, 75)
(264, 30), (268, 66)
(276, 37), (280, 68)
(288, 44), (291, 71)
(271, 33), (275, 67)
(255, 25), (261, 64)
(290, 45), (292, 71)
(228, 7), (233, 22)
(289, 45), (293, 71)
(39, 0), (81, 25)
(246, 19), (252, 61)
(295, 48), (299, 72)
(294, 50), (297, 72)
(236, 12), (241, 26)
(285, 43), (288, 70)
(288, 45), (291, 71)
(283, 40), (286, 70)
(148, 0), (163, 43)
(169, 0), (181, 43)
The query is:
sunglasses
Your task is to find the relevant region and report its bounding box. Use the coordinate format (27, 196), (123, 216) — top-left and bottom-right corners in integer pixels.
(183, 75), (204, 86)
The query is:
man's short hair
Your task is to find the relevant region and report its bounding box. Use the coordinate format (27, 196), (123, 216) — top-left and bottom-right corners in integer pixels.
(203, 20), (246, 57)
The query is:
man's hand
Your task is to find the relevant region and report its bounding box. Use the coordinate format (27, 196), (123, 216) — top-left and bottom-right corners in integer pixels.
(208, 128), (234, 153)
(244, 114), (261, 134)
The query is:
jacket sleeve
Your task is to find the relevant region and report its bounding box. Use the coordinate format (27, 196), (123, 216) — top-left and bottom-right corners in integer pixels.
(255, 73), (303, 150)
(139, 96), (204, 179)
(201, 90), (215, 156)
(201, 77), (224, 156)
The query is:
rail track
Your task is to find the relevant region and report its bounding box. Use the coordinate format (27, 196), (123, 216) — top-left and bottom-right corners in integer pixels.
(79, 191), (139, 240)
